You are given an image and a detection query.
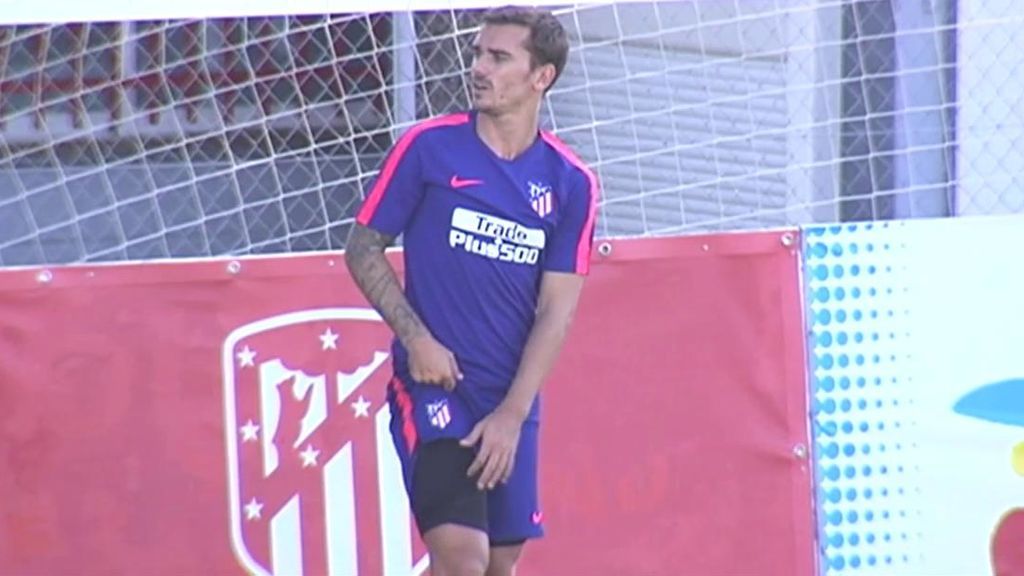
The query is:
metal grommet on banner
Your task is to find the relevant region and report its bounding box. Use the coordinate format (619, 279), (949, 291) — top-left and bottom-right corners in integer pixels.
(597, 242), (613, 257)
(792, 443), (808, 460)
(36, 269), (53, 284)
(780, 232), (795, 247)
(227, 260), (242, 275)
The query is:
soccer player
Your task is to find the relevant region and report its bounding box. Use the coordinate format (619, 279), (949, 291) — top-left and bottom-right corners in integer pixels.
(345, 6), (598, 576)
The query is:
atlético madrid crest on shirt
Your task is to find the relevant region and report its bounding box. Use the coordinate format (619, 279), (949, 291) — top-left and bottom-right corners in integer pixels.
(528, 181), (553, 218)
(222, 308), (429, 576)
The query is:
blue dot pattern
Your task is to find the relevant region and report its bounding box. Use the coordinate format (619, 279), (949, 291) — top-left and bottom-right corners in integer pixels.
(805, 223), (917, 574)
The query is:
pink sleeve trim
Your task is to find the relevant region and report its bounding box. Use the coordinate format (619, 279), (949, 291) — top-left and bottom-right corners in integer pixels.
(356, 113), (471, 226)
(540, 131), (599, 274)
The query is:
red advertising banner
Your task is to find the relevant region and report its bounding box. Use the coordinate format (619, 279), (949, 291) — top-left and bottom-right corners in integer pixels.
(0, 232), (814, 576)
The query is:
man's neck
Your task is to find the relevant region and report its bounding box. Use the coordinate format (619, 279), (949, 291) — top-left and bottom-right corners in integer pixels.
(475, 107), (541, 161)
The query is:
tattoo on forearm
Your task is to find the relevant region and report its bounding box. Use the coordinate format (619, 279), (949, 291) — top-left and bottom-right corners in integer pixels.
(344, 225), (427, 344)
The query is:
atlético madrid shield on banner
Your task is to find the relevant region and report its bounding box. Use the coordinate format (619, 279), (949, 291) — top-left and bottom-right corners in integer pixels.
(222, 308), (428, 576)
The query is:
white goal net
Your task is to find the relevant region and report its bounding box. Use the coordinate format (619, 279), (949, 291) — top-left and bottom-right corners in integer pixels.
(0, 0), (1020, 265)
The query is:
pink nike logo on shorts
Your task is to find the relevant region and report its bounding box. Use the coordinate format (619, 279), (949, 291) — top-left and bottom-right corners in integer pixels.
(531, 511), (544, 525)
(450, 175), (484, 189)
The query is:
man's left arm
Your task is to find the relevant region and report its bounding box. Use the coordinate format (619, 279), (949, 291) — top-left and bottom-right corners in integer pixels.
(496, 271), (584, 421)
(462, 271), (585, 489)
(462, 163), (599, 490)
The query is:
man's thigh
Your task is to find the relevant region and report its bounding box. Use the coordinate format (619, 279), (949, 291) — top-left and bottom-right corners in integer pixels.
(485, 542), (525, 576)
(411, 438), (488, 535)
(387, 376), (475, 491)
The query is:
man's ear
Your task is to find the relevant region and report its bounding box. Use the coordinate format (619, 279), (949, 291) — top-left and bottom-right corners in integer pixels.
(533, 63), (556, 92)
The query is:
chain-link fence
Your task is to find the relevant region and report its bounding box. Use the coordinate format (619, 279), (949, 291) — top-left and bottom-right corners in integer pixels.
(0, 0), (1020, 266)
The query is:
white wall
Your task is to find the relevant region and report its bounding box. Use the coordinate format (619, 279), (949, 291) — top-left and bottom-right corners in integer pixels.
(957, 0), (1024, 215)
(568, 0), (788, 55)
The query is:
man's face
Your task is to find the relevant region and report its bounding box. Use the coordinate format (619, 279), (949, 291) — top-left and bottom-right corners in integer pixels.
(470, 24), (548, 115)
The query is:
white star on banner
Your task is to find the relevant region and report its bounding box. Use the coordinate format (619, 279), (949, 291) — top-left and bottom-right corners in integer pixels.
(299, 445), (320, 468)
(237, 345), (256, 368)
(239, 420), (260, 442)
(244, 498), (263, 520)
(319, 328), (339, 350)
(351, 395), (371, 418)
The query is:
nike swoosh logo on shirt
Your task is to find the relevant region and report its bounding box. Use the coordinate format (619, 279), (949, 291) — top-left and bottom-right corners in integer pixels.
(450, 175), (484, 189)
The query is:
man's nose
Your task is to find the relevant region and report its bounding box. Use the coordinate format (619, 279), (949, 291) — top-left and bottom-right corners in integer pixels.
(470, 57), (489, 77)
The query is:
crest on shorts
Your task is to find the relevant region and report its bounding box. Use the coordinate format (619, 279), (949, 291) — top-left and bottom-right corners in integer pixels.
(529, 181), (553, 218)
(426, 399), (452, 430)
(222, 308), (429, 576)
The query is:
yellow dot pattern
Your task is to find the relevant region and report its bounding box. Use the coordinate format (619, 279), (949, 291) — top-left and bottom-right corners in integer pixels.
(1013, 442), (1024, 477)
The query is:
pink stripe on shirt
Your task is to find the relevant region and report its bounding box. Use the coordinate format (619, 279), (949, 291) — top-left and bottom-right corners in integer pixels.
(356, 113), (470, 226)
(540, 131), (599, 274)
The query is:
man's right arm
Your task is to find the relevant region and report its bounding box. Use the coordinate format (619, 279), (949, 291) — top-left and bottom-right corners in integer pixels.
(344, 223), (462, 388)
(344, 223), (427, 345)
